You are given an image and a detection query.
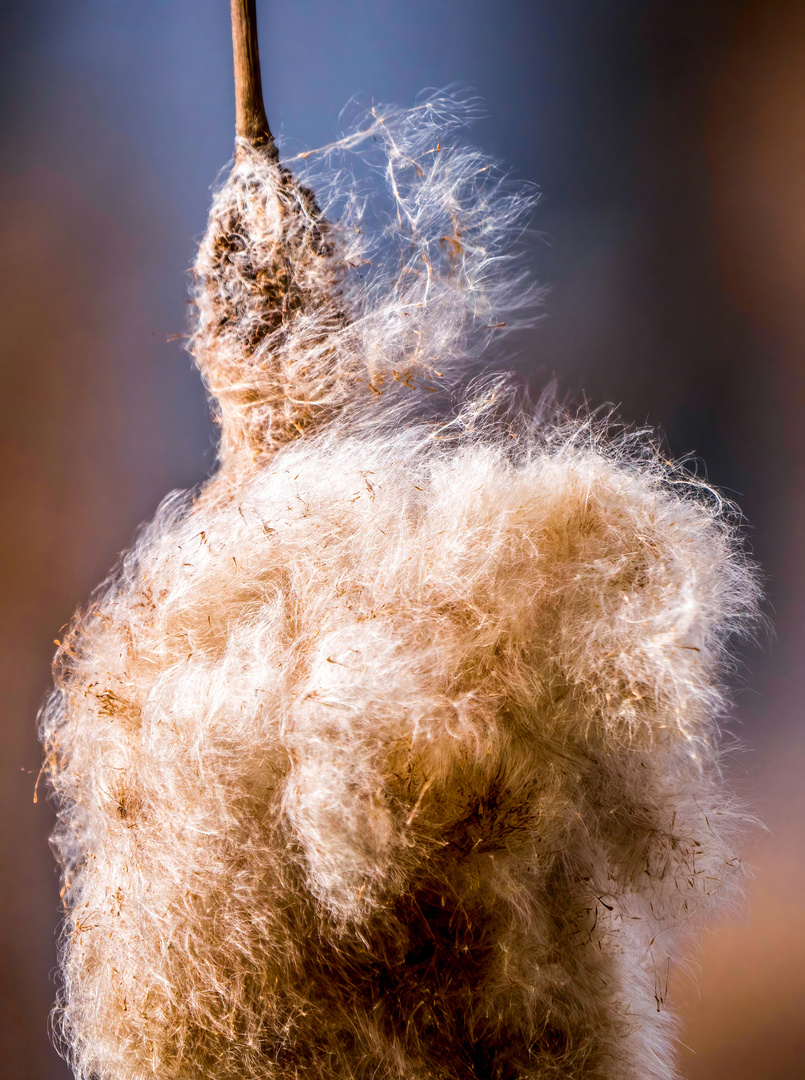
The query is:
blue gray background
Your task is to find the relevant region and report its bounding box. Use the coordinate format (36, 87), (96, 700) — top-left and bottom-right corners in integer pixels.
(2, 2), (803, 1076)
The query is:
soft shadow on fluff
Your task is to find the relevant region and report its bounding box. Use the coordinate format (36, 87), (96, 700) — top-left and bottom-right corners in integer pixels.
(41, 95), (759, 1080)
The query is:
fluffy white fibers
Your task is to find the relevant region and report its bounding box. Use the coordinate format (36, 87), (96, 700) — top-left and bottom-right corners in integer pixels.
(41, 96), (759, 1080)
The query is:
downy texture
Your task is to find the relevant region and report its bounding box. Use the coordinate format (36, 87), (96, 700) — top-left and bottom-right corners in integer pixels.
(41, 96), (758, 1080)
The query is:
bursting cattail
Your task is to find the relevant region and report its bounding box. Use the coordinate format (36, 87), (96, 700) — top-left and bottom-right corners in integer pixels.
(40, 3), (759, 1078)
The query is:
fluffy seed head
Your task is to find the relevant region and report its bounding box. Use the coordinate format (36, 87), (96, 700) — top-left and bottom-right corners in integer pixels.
(41, 96), (759, 1080)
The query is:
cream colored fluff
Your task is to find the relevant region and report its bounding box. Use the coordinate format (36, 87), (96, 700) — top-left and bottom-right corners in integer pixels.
(41, 97), (758, 1080)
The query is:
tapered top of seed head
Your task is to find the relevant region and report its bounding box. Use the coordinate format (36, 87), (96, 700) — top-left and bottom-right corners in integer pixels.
(192, 1), (538, 465)
(191, 0), (347, 462)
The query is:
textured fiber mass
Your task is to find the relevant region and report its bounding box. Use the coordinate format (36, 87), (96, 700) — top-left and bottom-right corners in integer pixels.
(41, 98), (758, 1079)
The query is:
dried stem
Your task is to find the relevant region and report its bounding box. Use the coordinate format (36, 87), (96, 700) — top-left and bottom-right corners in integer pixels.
(230, 0), (276, 155)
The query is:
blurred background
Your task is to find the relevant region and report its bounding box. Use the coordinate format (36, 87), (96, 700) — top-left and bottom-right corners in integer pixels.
(1, 0), (803, 1075)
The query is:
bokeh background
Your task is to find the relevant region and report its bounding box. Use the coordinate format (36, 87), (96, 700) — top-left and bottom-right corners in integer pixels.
(1, 1), (803, 1075)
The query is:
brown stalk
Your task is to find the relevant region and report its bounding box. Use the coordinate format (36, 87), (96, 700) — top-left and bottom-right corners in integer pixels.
(230, 0), (277, 156)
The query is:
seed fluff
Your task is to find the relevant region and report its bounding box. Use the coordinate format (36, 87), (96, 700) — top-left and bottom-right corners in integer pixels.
(41, 93), (758, 1080)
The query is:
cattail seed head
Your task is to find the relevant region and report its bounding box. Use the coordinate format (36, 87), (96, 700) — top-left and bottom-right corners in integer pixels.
(40, 95), (759, 1080)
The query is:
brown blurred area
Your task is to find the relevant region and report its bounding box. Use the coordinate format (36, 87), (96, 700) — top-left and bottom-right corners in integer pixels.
(1, 2), (803, 1077)
(0, 142), (200, 1076)
(0, 8), (212, 1073)
(0, 171), (141, 1075)
(674, 4), (805, 1075)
